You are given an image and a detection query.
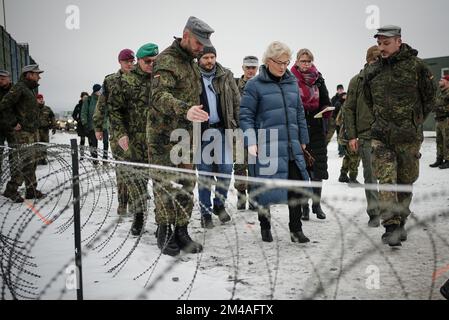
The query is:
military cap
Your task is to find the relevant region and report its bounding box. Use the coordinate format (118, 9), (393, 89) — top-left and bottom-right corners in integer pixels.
(0, 69), (10, 77)
(22, 64), (44, 74)
(243, 56), (259, 67)
(185, 16), (214, 47)
(136, 43), (159, 59)
(374, 25), (401, 38)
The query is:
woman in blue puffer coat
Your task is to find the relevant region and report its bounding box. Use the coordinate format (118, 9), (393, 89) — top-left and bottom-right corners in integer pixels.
(239, 41), (311, 243)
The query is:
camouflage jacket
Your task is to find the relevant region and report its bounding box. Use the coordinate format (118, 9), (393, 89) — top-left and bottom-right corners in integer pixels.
(109, 65), (152, 139)
(148, 38), (202, 164)
(0, 76), (40, 132)
(93, 69), (125, 132)
(38, 104), (57, 130)
(343, 68), (374, 141)
(434, 87), (449, 120)
(235, 76), (248, 96)
(364, 44), (436, 145)
(0, 83), (13, 130)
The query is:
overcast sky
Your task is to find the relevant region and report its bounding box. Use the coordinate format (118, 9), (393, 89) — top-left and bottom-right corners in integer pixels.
(1, 0), (448, 113)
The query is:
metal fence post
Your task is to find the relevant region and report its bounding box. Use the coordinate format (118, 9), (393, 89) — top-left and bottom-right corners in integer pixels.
(70, 139), (83, 300)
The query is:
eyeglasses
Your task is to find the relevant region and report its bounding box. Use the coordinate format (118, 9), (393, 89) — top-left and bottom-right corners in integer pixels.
(270, 58), (290, 67)
(298, 60), (312, 65)
(141, 58), (156, 65)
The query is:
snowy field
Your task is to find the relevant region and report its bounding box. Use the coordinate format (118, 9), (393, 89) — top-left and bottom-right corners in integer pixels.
(0, 131), (448, 300)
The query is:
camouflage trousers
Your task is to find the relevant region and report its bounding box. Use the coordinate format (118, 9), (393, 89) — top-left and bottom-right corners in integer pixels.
(340, 145), (361, 179)
(234, 144), (249, 192)
(152, 163), (195, 227)
(358, 139), (379, 218)
(371, 139), (421, 226)
(436, 118), (449, 160)
(37, 129), (50, 162)
(5, 130), (39, 193)
(110, 134), (128, 209)
(0, 130), (16, 185)
(125, 133), (150, 215)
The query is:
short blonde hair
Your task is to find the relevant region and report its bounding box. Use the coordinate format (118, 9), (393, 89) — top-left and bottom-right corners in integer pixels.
(262, 41), (292, 64)
(296, 48), (314, 62)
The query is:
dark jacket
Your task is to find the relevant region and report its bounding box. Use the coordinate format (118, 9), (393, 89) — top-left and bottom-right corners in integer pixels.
(293, 73), (331, 180)
(81, 94), (99, 132)
(239, 65), (310, 206)
(0, 76), (39, 133)
(199, 62), (240, 133)
(73, 99), (85, 136)
(0, 83), (13, 131)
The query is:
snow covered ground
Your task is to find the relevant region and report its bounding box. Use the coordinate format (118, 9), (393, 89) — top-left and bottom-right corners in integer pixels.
(1, 131), (448, 300)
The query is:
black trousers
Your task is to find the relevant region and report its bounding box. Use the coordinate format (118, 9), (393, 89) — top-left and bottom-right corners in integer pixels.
(287, 161), (305, 232)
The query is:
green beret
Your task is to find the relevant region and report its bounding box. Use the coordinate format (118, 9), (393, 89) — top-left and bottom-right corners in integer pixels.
(136, 43), (159, 58)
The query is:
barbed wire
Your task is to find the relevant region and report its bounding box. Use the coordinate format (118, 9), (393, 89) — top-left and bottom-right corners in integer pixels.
(0, 143), (448, 300)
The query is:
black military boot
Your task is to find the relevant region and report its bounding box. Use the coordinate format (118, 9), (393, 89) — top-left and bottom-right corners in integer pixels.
(200, 214), (214, 229)
(399, 219), (407, 242)
(213, 205), (231, 223)
(441, 278), (449, 300)
(312, 187), (326, 220)
(338, 172), (349, 183)
(258, 209), (273, 242)
(291, 230), (310, 243)
(175, 225), (203, 253)
(301, 204), (310, 221)
(25, 188), (46, 200)
(439, 160), (449, 169)
(368, 215), (380, 228)
(429, 157), (443, 168)
(348, 175), (361, 186)
(3, 187), (24, 203)
(157, 224), (180, 256)
(237, 190), (247, 210)
(381, 224), (402, 247)
(131, 212), (144, 236)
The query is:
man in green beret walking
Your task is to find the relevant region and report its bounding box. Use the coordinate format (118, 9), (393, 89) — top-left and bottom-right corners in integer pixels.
(109, 43), (158, 236)
(94, 49), (135, 216)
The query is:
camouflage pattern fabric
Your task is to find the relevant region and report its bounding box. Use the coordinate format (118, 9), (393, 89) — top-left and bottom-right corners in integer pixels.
(149, 38), (201, 226)
(371, 139), (421, 226)
(109, 65), (152, 215)
(364, 43), (436, 226)
(434, 87), (449, 160)
(4, 130), (39, 194)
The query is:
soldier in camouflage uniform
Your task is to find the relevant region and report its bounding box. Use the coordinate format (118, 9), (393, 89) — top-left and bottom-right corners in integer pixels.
(1, 64), (46, 202)
(148, 16), (214, 256)
(36, 94), (57, 165)
(336, 100), (362, 185)
(234, 56), (258, 210)
(94, 49), (135, 215)
(364, 26), (436, 246)
(0, 70), (15, 185)
(429, 75), (449, 169)
(109, 44), (158, 236)
(344, 46), (382, 227)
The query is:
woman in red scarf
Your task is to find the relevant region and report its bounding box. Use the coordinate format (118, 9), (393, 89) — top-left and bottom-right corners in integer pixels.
(291, 48), (332, 221)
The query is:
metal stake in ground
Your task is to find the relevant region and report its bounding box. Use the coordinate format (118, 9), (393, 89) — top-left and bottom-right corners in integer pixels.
(70, 139), (83, 300)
